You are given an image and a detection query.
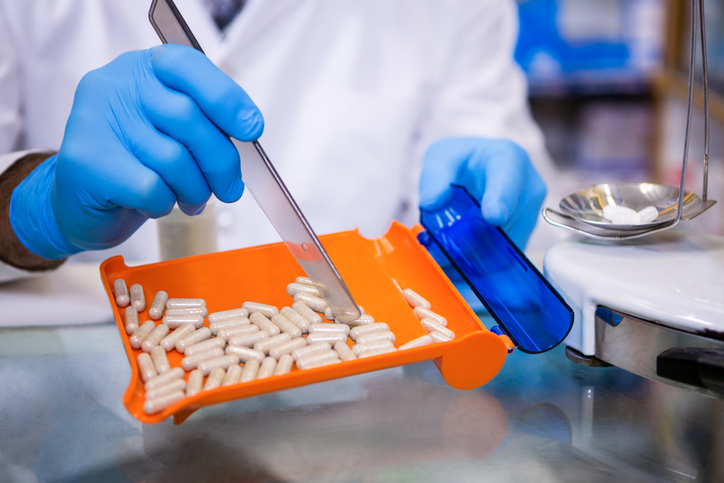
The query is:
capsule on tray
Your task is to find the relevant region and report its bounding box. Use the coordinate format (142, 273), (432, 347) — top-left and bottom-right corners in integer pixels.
(123, 279), (454, 418)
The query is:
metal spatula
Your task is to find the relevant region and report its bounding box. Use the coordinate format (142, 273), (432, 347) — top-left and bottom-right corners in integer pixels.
(149, 0), (360, 322)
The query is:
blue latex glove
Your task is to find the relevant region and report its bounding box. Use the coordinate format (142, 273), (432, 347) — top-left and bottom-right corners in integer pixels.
(10, 45), (263, 259)
(419, 137), (547, 313)
(419, 137), (546, 249)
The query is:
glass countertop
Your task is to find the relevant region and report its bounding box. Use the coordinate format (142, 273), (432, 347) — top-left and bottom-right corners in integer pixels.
(1, 320), (723, 482)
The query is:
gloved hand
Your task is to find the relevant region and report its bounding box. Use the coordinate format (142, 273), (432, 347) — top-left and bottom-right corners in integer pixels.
(10, 45), (263, 259)
(419, 137), (547, 249)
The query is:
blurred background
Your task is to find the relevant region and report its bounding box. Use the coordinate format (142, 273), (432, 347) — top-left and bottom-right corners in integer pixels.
(516, 0), (724, 235)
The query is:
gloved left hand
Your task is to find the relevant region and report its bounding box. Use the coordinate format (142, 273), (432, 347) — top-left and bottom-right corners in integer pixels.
(419, 137), (547, 248)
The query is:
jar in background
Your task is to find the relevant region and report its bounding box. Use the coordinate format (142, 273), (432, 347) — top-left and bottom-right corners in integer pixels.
(157, 198), (218, 261)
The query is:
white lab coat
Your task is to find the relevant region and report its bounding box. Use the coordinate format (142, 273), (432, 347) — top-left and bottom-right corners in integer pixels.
(0, 0), (556, 280)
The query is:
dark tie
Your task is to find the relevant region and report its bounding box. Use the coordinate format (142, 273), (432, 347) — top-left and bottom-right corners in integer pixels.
(205, 0), (245, 31)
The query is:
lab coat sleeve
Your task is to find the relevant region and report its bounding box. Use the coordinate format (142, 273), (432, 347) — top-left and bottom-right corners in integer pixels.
(419, 0), (556, 183)
(0, 4), (22, 154)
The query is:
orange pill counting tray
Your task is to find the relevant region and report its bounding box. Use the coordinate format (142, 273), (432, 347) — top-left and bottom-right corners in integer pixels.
(100, 222), (511, 424)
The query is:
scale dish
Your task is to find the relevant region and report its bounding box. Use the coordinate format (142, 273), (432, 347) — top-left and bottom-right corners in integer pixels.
(543, 0), (716, 240)
(558, 183), (708, 231)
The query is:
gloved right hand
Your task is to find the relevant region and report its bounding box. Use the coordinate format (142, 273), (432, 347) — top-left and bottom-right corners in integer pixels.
(10, 44), (263, 259)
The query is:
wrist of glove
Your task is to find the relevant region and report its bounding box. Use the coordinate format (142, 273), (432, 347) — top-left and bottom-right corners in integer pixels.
(419, 137), (547, 249)
(10, 155), (79, 259)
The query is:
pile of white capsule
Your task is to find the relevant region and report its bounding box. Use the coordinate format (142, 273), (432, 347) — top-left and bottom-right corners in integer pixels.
(111, 277), (455, 415)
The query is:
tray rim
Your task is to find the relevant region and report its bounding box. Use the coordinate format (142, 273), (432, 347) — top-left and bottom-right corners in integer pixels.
(100, 222), (509, 424)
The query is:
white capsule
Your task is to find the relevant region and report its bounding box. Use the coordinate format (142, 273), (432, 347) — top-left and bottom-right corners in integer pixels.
(293, 293), (326, 312)
(295, 276), (315, 287)
(145, 367), (185, 391)
(112, 278), (130, 307)
(269, 338), (307, 360)
(292, 342), (331, 361)
(334, 341), (357, 361)
(129, 320), (156, 350)
(176, 327), (212, 353)
(137, 352), (157, 382)
(250, 312), (280, 336)
(270, 312), (300, 334)
(217, 324), (258, 341)
(296, 350), (340, 370)
(164, 306), (209, 319)
(349, 323), (389, 341)
(257, 357), (277, 379)
(151, 346), (171, 374)
(292, 302), (323, 324)
(401, 288), (431, 309)
(145, 378), (186, 400)
(143, 390), (184, 414)
(162, 314), (205, 329)
(186, 370), (203, 396)
(185, 337), (226, 357)
(166, 298), (206, 310)
(225, 345), (265, 364)
(208, 307), (249, 324)
(286, 282), (320, 297)
(306, 331), (348, 345)
(130, 284), (146, 312)
(254, 333), (292, 354)
(420, 319), (455, 340)
(413, 307), (447, 327)
(603, 203), (630, 221)
(345, 314), (375, 328)
(281, 307), (311, 333)
(197, 355), (240, 376)
(125, 306), (139, 328)
(399, 335), (434, 350)
(209, 317), (250, 335)
(240, 359), (260, 382)
(323, 306), (335, 320)
(352, 340), (396, 357)
(610, 206), (642, 225)
(309, 322), (349, 335)
(159, 323), (195, 351)
(274, 354), (294, 375)
(279, 321), (302, 338)
(125, 321), (139, 336)
(141, 324), (170, 353)
(637, 206), (659, 224)
(181, 348), (225, 371)
(430, 331), (453, 343)
(356, 330), (396, 345)
(222, 364), (243, 386)
(279, 320), (303, 338)
(228, 330), (269, 348)
(358, 345), (397, 359)
(148, 291), (169, 320)
(268, 313), (286, 329)
(123, 305), (139, 335)
(203, 367), (226, 391)
(242, 301), (279, 319)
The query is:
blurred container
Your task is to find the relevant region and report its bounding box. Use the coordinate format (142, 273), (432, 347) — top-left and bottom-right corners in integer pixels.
(157, 198), (218, 261)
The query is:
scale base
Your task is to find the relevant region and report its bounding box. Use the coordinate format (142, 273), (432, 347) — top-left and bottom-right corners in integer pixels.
(565, 346), (612, 368)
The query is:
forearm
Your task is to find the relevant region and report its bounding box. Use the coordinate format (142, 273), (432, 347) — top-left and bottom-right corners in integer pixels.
(0, 151), (66, 271)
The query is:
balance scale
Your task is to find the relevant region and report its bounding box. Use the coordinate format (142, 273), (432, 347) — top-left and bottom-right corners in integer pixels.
(544, 230), (724, 397)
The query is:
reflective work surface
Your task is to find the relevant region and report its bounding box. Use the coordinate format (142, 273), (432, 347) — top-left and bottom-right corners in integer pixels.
(1, 321), (723, 483)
